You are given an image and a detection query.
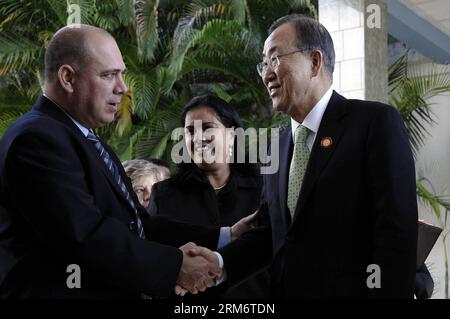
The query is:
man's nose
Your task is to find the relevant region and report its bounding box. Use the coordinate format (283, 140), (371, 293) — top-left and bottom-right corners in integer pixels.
(115, 73), (128, 95)
(262, 67), (276, 87)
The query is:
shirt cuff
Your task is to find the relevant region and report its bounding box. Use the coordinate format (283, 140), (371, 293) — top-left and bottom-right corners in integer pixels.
(217, 226), (231, 249)
(213, 251), (227, 286)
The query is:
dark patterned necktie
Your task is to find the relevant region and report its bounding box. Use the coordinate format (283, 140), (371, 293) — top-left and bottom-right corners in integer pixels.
(87, 131), (145, 239)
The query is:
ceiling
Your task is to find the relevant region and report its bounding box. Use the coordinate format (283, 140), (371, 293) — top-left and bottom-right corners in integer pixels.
(399, 0), (450, 37)
(387, 0), (450, 64)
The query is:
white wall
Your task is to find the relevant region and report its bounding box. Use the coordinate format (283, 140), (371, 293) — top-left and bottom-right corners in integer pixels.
(320, 0), (388, 103)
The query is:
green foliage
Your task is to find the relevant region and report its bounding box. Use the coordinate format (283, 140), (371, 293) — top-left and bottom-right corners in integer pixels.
(0, 0), (317, 160)
(417, 178), (450, 298)
(0, 35), (43, 75)
(0, 106), (31, 135)
(134, 0), (160, 63)
(417, 179), (450, 221)
(389, 52), (450, 156)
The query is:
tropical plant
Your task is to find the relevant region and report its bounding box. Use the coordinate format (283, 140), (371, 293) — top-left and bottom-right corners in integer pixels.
(0, 0), (317, 163)
(416, 178), (450, 298)
(388, 52), (450, 156)
(389, 51), (450, 298)
(0, 0), (101, 134)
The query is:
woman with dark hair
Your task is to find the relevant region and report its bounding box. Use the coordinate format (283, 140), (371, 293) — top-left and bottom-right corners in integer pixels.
(149, 94), (270, 298)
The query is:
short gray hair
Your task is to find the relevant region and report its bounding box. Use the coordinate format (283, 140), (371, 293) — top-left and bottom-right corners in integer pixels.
(44, 24), (112, 81)
(122, 159), (170, 187)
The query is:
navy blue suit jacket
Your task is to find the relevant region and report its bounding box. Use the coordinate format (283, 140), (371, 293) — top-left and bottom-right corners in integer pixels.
(220, 91), (418, 298)
(0, 96), (219, 298)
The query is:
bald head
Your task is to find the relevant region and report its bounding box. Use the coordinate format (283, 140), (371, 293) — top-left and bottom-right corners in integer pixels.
(44, 24), (113, 83)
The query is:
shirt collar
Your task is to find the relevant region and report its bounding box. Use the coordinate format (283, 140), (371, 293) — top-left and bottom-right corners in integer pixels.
(291, 86), (333, 141)
(43, 94), (90, 137)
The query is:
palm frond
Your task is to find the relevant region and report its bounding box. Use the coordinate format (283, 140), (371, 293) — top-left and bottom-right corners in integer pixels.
(0, 34), (43, 75)
(229, 0), (248, 25)
(184, 0), (228, 27)
(117, 0), (134, 26)
(182, 54), (265, 107)
(105, 123), (149, 161)
(417, 179), (450, 224)
(165, 16), (198, 90)
(0, 0), (61, 29)
(172, 0), (233, 56)
(168, 2), (253, 91)
(176, 19), (263, 102)
(174, 19), (256, 78)
(246, 0), (316, 46)
(96, 2), (120, 31)
(147, 131), (172, 159)
(115, 92), (133, 137)
(125, 67), (164, 120)
(388, 51), (408, 93)
(389, 54), (450, 154)
(44, 0), (69, 26)
(0, 0), (30, 24)
(134, 0), (160, 63)
(134, 97), (185, 159)
(0, 106), (31, 137)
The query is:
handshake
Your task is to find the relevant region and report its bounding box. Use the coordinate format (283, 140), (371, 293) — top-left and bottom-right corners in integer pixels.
(175, 242), (222, 296)
(174, 211), (259, 296)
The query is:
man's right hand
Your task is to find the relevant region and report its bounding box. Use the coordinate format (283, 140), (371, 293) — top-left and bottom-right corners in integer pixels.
(231, 210), (259, 241)
(176, 242), (222, 295)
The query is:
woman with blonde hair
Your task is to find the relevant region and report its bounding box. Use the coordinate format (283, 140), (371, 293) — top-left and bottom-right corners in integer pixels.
(122, 159), (170, 210)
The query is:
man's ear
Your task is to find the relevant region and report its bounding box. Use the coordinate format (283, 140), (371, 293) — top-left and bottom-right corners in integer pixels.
(310, 50), (324, 78)
(57, 64), (76, 93)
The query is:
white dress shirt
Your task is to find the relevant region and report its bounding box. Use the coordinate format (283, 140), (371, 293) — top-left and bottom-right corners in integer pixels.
(291, 86), (333, 150)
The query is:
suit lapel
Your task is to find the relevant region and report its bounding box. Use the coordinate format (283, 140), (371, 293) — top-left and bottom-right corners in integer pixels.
(35, 96), (135, 208)
(278, 129), (294, 226)
(290, 91), (348, 225)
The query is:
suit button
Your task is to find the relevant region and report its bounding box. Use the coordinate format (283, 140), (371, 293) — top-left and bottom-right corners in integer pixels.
(129, 220), (136, 231)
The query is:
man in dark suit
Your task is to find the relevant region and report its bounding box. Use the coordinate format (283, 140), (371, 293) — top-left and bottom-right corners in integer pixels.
(416, 264), (434, 298)
(189, 14), (418, 298)
(0, 24), (222, 298)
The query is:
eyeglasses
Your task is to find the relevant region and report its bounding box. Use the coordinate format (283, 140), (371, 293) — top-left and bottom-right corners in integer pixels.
(256, 49), (307, 77)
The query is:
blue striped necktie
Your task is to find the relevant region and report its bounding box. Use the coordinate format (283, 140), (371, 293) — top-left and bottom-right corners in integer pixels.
(87, 131), (145, 239)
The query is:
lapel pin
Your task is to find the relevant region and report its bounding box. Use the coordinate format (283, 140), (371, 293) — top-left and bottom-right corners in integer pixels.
(320, 137), (333, 148)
